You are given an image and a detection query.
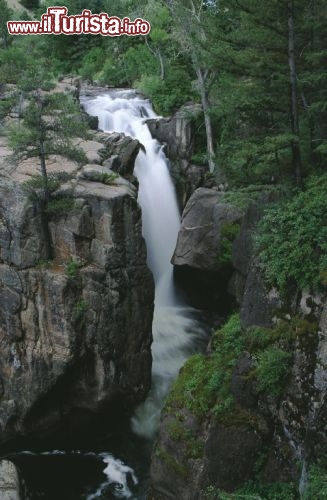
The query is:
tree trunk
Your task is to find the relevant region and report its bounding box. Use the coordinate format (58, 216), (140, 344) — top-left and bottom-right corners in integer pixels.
(158, 51), (165, 80)
(288, 0), (302, 187)
(195, 66), (216, 173)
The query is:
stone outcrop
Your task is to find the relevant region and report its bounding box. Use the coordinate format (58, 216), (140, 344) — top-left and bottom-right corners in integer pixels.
(0, 460), (23, 500)
(171, 187), (244, 311)
(0, 131), (154, 445)
(146, 104), (206, 208)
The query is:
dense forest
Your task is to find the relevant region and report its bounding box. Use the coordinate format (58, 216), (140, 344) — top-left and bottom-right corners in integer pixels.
(0, 0), (327, 498)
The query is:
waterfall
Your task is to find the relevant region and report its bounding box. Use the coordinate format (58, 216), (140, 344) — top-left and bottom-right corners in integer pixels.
(81, 90), (206, 439)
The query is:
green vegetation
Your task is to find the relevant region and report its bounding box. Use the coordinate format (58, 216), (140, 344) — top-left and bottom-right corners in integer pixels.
(72, 299), (87, 323)
(45, 196), (75, 216)
(257, 174), (327, 294)
(22, 172), (73, 200)
(166, 313), (298, 424)
(255, 347), (292, 397)
(65, 259), (81, 280)
(303, 465), (327, 499)
(89, 172), (119, 185)
(203, 480), (296, 499)
(217, 222), (241, 268)
(155, 447), (189, 479)
(165, 314), (244, 421)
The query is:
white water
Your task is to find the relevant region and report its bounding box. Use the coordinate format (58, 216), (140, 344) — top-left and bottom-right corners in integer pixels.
(81, 90), (208, 496)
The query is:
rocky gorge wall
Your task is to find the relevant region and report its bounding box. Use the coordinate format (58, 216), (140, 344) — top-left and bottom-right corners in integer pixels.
(0, 107), (154, 447)
(147, 179), (327, 497)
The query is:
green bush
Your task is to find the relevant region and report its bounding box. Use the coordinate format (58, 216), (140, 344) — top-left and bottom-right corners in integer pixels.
(257, 174), (327, 294)
(22, 172), (73, 200)
(72, 299), (88, 326)
(45, 196), (75, 215)
(217, 222), (241, 268)
(65, 259), (80, 280)
(303, 465), (327, 499)
(166, 314), (244, 420)
(137, 64), (195, 115)
(255, 346), (292, 396)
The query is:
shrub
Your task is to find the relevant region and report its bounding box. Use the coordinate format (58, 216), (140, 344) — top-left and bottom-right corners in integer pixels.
(256, 174), (327, 294)
(303, 465), (327, 499)
(255, 346), (292, 396)
(217, 222), (241, 268)
(22, 172), (73, 200)
(72, 299), (88, 326)
(65, 259), (80, 280)
(166, 314), (244, 420)
(45, 196), (75, 215)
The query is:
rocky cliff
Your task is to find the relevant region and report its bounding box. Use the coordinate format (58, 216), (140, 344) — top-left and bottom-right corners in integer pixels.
(146, 104), (206, 208)
(150, 186), (327, 499)
(0, 128), (154, 446)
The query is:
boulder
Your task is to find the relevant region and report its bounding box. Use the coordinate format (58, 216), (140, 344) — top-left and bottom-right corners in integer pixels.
(0, 461), (23, 500)
(172, 187), (244, 310)
(172, 188), (243, 271)
(97, 132), (140, 180)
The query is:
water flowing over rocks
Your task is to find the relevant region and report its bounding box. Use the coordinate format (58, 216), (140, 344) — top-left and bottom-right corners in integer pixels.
(0, 127), (154, 446)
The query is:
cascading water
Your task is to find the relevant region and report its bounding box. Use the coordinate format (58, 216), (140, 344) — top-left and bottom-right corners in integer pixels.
(81, 90), (207, 443)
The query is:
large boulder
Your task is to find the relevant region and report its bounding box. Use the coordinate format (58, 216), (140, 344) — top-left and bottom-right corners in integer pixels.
(172, 187), (244, 310)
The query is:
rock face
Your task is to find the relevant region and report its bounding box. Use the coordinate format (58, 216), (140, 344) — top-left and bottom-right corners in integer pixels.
(0, 460), (23, 500)
(151, 185), (327, 498)
(146, 104), (206, 208)
(0, 134), (154, 445)
(172, 187), (244, 311)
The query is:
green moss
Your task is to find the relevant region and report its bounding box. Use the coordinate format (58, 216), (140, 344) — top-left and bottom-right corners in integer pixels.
(165, 311), (316, 444)
(244, 316), (318, 352)
(90, 172), (119, 185)
(167, 419), (204, 460)
(155, 447), (189, 479)
(217, 222), (241, 268)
